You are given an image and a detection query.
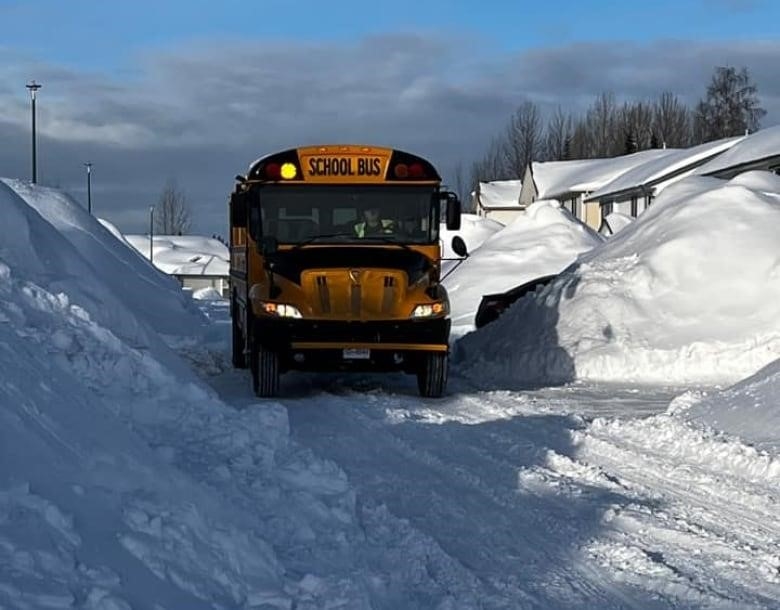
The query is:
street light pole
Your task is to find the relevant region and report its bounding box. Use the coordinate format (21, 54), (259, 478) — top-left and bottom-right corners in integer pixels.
(84, 162), (92, 214)
(26, 80), (42, 184)
(149, 206), (155, 265)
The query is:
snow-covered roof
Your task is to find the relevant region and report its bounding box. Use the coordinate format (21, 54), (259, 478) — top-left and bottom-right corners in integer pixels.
(477, 179), (522, 209)
(125, 234), (229, 277)
(695, 125), (780, 176)
(532, 149), (679, 199)
(587, 136), (744, 201)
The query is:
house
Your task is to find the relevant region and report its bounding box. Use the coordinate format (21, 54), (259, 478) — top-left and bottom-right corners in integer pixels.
(694, 125), (780, 179)
(125, 234), (230, 296)
(520, 149), (678, 230)
(472, 179), (524, 224)
(586, 136), (744, 230)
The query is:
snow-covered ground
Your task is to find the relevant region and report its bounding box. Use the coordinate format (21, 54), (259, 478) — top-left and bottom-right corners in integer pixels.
(2, 176), (780, 609)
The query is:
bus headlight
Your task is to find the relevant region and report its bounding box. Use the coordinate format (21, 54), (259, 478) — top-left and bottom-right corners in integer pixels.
(411, 302), (447, 318)
(260, 301), (303, 318)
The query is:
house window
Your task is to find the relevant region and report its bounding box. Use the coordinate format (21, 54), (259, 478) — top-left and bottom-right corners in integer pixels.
(630, 196), (638, 217)
(602, 202), (613, 217)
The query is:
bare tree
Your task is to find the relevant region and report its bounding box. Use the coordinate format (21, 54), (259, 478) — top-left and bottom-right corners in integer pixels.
(693, 66), (766, 143)
(470, 135), (510, 186)
(154, 180), (192, 235)
(451, 161), (472, 211)
(503, 101), (544, 176)
(617, 101), (654, 153)
(653, 91), (692, 148)
(545, 106), (574, 161)
(586, 92), (619, 157)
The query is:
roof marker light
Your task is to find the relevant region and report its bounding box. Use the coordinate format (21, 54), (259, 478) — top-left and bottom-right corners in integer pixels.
(265, 163), (281, 180)
(280, 162), (297, 179)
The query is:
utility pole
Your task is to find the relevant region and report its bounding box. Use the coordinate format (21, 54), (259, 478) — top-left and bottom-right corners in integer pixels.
(26, 80), (42, 184)
(84, 162), (92, 214)
(149, 206), (155, 265)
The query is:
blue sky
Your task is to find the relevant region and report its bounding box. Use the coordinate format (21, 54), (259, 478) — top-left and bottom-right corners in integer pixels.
(1, 0), (778, 235)
(2, 0), (777, 68)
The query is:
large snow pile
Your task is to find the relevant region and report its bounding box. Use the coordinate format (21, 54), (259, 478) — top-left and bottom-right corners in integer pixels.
(456, 172), (780, 386)
(3, 179), (204, 338)
(445, 200), (603, 336)
(0, 180), (482, 608)
(125, 234), (229, 277)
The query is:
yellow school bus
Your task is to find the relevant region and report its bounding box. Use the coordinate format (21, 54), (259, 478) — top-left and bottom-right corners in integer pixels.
(228, 144), (465, 397)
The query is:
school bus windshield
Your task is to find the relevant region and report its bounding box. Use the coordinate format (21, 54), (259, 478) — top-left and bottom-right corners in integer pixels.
(253, 184), (440, 245)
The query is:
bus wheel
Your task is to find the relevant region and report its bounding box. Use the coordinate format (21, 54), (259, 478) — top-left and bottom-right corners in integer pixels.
(417, 352), (448, 398)
(231, 301), (247, 369)
(252, 344), (280, 398)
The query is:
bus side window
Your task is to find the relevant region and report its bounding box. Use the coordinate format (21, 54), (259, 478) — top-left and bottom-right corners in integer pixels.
(249, 205), (262, 242)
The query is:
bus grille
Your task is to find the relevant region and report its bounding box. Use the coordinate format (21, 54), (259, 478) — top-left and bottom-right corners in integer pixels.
(304, 269), (406, 319)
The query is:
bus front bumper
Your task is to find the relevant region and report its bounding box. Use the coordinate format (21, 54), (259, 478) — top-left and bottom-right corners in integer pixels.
(252, 317), (450, 372)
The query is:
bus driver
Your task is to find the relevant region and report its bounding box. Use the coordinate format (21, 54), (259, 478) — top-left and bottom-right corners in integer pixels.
(353, 206), (395, 237)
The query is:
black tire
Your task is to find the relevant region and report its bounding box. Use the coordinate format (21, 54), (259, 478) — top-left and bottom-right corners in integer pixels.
(231, 301), (247, 369)
(251, 344), (280, 398)
(417, 352), (448, 398)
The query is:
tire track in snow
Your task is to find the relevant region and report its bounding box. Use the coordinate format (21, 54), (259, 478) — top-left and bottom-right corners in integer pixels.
(285, 383), (669, 609)
(540, 415), (780, 608)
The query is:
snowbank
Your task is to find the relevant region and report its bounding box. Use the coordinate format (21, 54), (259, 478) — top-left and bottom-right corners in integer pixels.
(2, 178), (205, 339)
(0, 179), (479, 608)
(671, 357), (780, 455)
(445, 200), (603, 336)
(456, 173), (780, 386)
(439, 213), (504, 260)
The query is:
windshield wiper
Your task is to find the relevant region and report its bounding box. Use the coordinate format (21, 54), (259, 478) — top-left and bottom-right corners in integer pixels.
(358, 235), (418, 252)
(289, 232), (422, 253)
(289, 232), (356, 250)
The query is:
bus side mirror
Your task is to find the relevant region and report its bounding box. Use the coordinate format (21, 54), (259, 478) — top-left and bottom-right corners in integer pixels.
(230, 191), (248, 228)
(451, 235), (468, 258)
(442, 192), (461, 231)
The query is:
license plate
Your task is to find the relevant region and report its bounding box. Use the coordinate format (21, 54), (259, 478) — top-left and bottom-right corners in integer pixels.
(343, 348), (370, 360)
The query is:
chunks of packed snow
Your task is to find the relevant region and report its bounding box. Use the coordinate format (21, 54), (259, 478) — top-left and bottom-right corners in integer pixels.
(456, 173), (780, 386)
(0, 180), (389, 608)
(445, 200), (603, 335)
